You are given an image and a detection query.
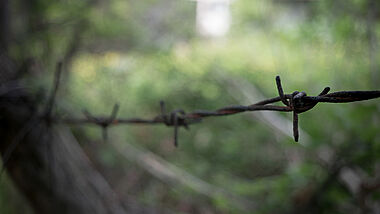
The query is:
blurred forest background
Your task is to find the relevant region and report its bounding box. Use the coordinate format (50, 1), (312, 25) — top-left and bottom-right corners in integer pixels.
(0, 0), (380, 213)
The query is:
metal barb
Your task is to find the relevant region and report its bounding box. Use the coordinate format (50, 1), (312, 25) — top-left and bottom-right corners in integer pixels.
(275, 76), (290, 106)
(319, 87), (330, 96)
(81, 104), (121, 142)
(109, 103), (120, 123)
(173, 113), (179, 147)
(293, 112), (299, 142)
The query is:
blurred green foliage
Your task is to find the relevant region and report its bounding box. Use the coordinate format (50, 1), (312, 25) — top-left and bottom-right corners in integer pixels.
(2, 0), (379, 213)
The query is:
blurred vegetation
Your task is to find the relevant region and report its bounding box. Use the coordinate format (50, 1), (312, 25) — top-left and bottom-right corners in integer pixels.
(1, 0), (380, 213)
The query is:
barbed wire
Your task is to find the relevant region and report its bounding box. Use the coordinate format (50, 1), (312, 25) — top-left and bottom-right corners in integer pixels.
(1, 62), (380, 179)
(45, 63), (380, 146)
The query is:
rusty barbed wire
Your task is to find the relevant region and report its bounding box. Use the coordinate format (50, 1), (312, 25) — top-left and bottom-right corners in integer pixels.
(1, 62), (380, 178)
(45, 65), (380, 145)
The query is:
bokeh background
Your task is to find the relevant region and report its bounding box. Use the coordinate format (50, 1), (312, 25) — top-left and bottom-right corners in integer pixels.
(1, 0), (380, 213)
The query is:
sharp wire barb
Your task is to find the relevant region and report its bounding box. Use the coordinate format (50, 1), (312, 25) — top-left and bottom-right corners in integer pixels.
(275, 76), (290, 106)
(109, 103), (119, 122)
(293, 112), (299, 142)
(81, 104), (121, 142)
(319, 87), (330, 96)
(173, 113), (179, 147)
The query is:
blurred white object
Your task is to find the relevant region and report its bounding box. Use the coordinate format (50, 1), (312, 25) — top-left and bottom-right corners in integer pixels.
(196, 0), (231, 38)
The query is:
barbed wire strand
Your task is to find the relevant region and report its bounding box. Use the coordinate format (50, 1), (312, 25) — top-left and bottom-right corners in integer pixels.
(1, 62), (380, 180)
(44, 64), (380, 146)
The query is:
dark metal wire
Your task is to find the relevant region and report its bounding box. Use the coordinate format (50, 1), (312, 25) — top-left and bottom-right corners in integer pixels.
(45, 65), (379, 145)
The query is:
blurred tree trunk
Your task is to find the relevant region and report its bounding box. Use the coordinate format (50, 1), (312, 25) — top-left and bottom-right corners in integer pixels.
(0, 0), (9, 51)
(0, 2), (157, 213)
(0, 57), (159, 214)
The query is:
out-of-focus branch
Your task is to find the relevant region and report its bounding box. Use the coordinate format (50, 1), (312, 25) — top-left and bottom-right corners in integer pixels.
(111, 135), (256, 211)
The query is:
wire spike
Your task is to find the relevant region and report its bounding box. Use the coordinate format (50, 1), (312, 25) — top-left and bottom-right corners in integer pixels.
(319, 87), (331, 96)
(173, 113), (179, 147)
(109, 103), (120, 123)
(293, 112), (299, 142)
(275, 76), (289, 106)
